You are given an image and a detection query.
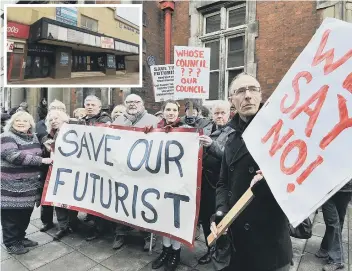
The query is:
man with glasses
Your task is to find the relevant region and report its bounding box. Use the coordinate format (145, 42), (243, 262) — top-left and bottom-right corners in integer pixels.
(113, 94), (158, 128)
(113, 94), (158, 251)
(210, 73), (293, 271)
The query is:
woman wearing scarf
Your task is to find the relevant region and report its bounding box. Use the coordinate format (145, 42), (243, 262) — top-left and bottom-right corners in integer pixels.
(41, 110), (80, 241)
(152, 100), (191, 271)
(1, 111), (52, 255)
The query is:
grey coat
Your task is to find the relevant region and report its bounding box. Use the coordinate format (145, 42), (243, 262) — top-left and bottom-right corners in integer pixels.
(113, 111), (159, 128)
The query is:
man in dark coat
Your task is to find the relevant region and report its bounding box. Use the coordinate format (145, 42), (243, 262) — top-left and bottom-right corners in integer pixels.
(81, 95), (113, 241)
(197, 100), (234, 265)
(211, 73), (293, 271)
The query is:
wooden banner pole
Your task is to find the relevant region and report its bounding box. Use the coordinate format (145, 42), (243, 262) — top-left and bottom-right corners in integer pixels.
(207, 188), (254, 246)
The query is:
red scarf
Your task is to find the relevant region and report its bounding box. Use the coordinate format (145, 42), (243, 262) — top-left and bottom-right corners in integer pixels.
(157, 118), (181, 128)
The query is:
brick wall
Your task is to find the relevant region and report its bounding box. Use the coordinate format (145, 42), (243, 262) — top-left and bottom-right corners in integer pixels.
(256, 1), (320, 101)
(132, 1), (190, 114)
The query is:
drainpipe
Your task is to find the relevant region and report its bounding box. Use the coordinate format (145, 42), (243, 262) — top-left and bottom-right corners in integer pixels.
(159, 1), (175, 64)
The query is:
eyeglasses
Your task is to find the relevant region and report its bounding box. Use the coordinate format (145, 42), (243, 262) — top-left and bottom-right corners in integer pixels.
(126, 101), (142, 105)
(233, 86), (261, 96)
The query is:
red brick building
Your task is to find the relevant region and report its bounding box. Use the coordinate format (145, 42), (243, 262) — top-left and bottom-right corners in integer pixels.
(138, 0), (351, 111)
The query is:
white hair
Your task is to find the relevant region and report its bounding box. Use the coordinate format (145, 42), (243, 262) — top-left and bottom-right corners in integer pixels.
(4, 111), (35, 133)
(48, 99), (66, 112)
(212, 100), (231, 113)
(45, 110), (70, 133)
(84, 95), (102, 106)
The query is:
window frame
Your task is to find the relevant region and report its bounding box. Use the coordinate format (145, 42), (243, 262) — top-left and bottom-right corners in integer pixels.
(203, 11), (221, 36)
(81, 14), (98, 32)
(225, 34), (245, 95)
(203, 39), (221, 100)
(226, 4), (247, 29)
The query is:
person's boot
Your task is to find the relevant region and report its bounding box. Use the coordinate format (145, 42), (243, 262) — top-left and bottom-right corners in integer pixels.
(40, 223), (54, 232)
(165, 248), (181, 271)
(322, 262), (344, 271)
(53, 228), (69, 241)
(6, 241), (29, 255)
(112, 235), (125, 250)
(198, 249), (211, 264)
(152, 245), (172, 269)
(85, 227), (99, 241)
(22, 238), (39, 247)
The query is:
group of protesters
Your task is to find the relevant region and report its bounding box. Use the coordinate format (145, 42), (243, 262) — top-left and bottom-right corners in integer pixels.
(1, 73), (351, 271)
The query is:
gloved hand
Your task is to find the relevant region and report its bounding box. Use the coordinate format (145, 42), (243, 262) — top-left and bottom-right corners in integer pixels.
(143, 126), (153, 134)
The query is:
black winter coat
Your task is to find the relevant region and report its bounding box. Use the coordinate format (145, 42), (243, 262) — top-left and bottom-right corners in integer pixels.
(83, 112), (112, 125)
(216, 114), (292, 271)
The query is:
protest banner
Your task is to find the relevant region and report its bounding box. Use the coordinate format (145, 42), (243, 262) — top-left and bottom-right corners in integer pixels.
(42, 123), (203, 247)
(242, 18), (352, 227)
(174, 46), (210, 100)
(151, 64), (175, 102)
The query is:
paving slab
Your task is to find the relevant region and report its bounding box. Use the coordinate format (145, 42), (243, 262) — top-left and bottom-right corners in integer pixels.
(34, 251), (97, 271)
(291, 237), (307, 253)
(30, 207), (41, 221)
(14, 241), (74, 270)
(25, 231), (53, 249)
(25, 223), (40, 236)
(1, 257), (28, 271)
(1, 246), (12, 262)
(297, 252), (324, 271)
(76, 237), (118, 263)
(100, 245), (153, 271)
(88, 265), (112, 271)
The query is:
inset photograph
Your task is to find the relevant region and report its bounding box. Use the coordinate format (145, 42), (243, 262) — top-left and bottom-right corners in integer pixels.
(5, 4), (141, 87)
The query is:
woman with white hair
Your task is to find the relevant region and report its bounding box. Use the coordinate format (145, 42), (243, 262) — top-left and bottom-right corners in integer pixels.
(111, 104), (126, 121)
(41, 110), (79, 241)
(1, 111), (52, 255)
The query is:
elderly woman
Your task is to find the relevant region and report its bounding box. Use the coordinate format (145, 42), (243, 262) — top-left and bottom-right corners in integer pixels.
(197, 100), (234, 264)
(73, 108), (86, 120)
(42, 110), (79, 241)
(111, 105), (126, 121)
(1, 111), (52, 255)
(152, 100), (191, 271)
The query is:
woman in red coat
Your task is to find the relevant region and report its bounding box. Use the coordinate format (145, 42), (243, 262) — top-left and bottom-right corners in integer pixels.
(152, 99), (190, 271)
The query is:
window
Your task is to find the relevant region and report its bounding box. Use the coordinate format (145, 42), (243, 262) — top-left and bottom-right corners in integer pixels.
(205, 40), (220, 100)
(204, 12), (221, 34)
(143, 12), (147, 26)
(226, 35), (244, 87)
(227, 6), (246, 28)
(81, 15), (98, 32)
(143, 39), (146, 53)
(201, 2), (247, 100)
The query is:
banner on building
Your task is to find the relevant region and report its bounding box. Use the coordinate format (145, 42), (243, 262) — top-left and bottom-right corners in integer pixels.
(101, 37), (114, 50)
(243, 18), (352, 227)
(151, 64), (175, 102)
(56, 7), (78, 26)
(7, 41), (14, 52)
(174, 46), (210, 100)
(42, 124), (202, 247)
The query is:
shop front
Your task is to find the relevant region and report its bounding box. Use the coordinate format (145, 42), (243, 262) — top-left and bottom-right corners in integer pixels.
(26, 17), (139, 79)
(7, 21), (30, 82)
(25, 44), (55, 79)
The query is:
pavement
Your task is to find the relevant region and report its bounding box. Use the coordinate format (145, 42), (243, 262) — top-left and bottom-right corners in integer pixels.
(7, 72), (140, 85)
(1, 203), (351, 271)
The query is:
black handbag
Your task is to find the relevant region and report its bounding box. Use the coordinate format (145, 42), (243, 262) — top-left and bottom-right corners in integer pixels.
(289, 218), (313, 239)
